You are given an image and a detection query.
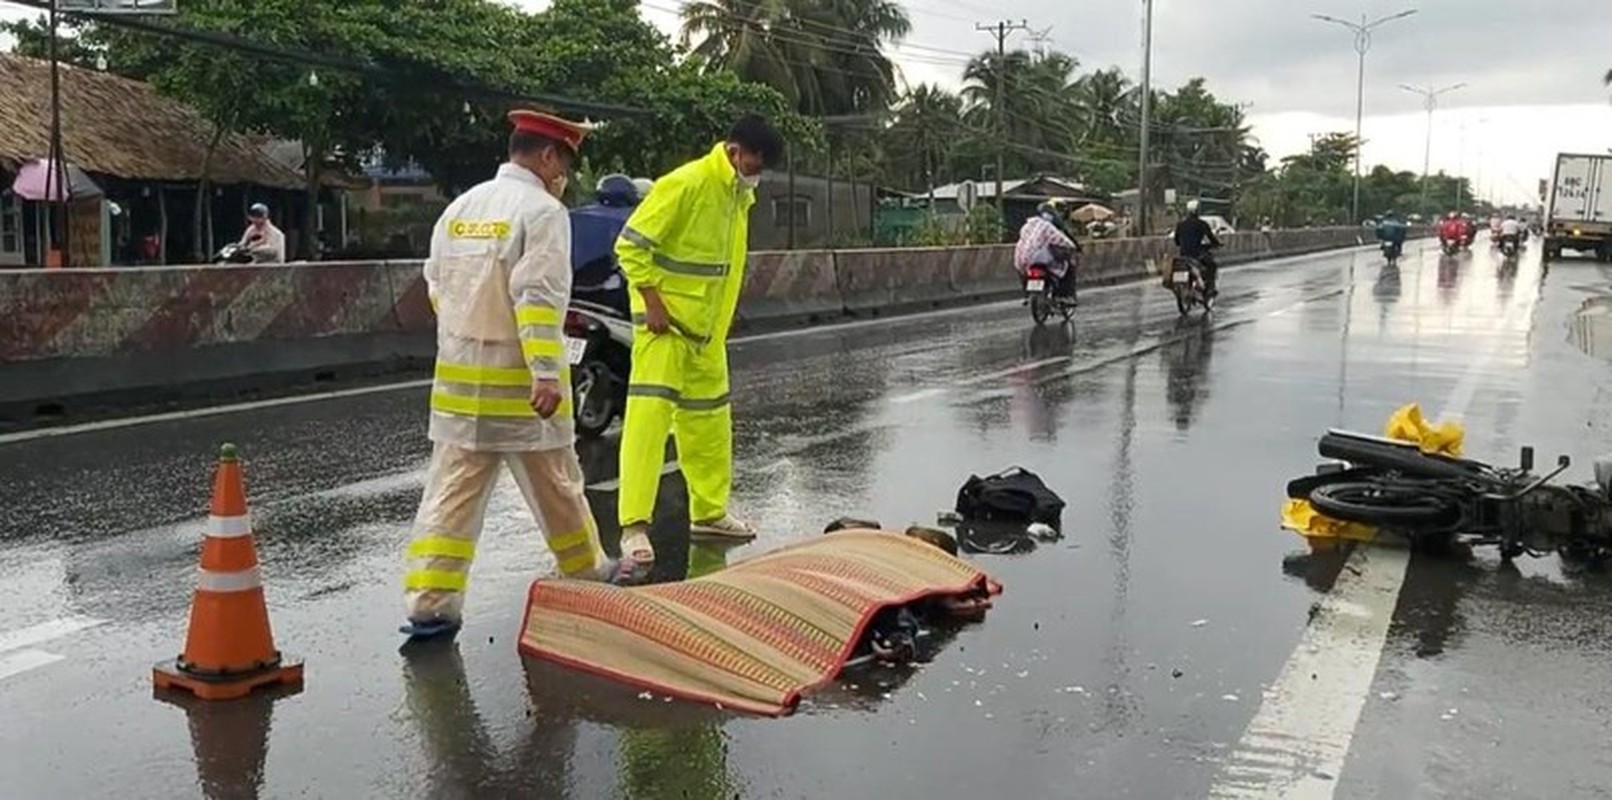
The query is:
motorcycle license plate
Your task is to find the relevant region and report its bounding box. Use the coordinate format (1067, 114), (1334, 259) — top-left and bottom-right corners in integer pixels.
(1025, 279), (1045, 292)
(564, 336), (588, 365)
(1172, 271), (1189, 284)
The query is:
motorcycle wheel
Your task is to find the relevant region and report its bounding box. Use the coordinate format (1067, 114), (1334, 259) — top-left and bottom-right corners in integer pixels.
(1030, 293), (1052, 326)
(572, 360), (617, 439)
(1309, 481), (1461, 527)
(1173, 284), (1191, 316)
(1058, 292), (1077, 322)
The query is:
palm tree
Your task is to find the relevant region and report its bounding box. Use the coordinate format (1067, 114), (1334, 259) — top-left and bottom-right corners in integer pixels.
(883, 84), (964, 190)
(961, 49), (1079, 173)
(681, 0), (909, 116)
(681, 0), (806, 108)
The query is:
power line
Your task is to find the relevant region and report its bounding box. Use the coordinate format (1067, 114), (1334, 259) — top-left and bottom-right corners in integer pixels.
(975, 18), (1028, 208)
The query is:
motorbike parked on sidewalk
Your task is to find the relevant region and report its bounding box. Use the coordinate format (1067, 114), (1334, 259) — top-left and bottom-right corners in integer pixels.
(565, 298), (633, 439)
(1286, 428), (1612, 564)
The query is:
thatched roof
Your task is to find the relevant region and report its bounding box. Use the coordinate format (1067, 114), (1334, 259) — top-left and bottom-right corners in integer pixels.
(0, 53), (305, 189)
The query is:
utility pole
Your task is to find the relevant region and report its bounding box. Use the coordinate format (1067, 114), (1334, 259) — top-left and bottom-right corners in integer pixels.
(1312, 9), (1417, 224)
(1400, 82), (1465, 219)
(977, 18), (1028, 225)
(1137, 0), (1152, 236)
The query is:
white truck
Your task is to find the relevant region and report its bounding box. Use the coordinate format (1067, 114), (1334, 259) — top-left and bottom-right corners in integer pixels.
(1544, 153), (1612, 262)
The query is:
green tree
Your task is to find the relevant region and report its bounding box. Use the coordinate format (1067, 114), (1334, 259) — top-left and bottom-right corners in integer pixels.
(881, 84), (963, 191)
(681, 0), (909, 117)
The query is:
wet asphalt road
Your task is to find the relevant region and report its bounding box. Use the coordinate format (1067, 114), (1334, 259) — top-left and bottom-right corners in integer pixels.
(3, 242), (1612, 799)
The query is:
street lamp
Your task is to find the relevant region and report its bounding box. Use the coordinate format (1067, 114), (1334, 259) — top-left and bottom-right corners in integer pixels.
(1400, 82), (1465, 218)
(1312, 9), (1417, 224)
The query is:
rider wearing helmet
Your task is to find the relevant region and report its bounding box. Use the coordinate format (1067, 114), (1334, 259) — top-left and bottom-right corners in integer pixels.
(1375, 210), (1408, 259)
(1170, 199), (1221, 297)
(570, 174), (647, 314)
(1013, 202), (1081, 299)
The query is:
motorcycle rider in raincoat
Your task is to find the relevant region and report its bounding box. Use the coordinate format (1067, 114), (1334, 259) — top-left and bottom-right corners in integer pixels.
(612, 115), (785, 575)
(401, 110), (623, 639)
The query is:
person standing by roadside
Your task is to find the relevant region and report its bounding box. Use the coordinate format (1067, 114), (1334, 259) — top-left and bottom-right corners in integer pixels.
(612, 114), (785, 576)
(400, 109), (625, 640)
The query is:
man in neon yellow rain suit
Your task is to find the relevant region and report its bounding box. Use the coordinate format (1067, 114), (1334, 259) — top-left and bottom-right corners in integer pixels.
(401, 110), (624, 640)
(614, 115), (786, 573)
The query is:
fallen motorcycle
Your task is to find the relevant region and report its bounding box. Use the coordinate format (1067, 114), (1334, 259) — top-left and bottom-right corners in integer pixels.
(1286, 428), (1612, 563)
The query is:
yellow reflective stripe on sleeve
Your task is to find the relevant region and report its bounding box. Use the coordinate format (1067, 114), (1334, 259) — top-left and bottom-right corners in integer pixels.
(434, 362), (530, 387)
(430, 392), (535, 418)
(404, 569), (468, 591)
(521, 338), (563, 359)
(406, 536), (476, 561)
(516, 305), (562, 327)
(548, 526), (590, 551)
(557, 548), (599, 576)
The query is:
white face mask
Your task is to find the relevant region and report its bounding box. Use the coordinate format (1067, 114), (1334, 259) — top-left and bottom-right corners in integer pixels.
(739, 172), (761, 189)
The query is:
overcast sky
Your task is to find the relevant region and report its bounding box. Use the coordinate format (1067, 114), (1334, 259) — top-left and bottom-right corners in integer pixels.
(6, 0), (1607, 203)
(617, 0), (1612, 204)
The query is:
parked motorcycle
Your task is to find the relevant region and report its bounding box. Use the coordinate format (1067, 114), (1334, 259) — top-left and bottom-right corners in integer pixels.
(565, 299), (633, 439)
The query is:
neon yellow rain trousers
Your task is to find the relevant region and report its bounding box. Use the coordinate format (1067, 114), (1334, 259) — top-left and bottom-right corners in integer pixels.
(614, 143), (755, 526)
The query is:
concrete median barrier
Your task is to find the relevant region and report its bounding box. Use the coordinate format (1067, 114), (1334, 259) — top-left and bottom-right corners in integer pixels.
(0, 226), (1419, 426)
(735, 250), (841, 328)
(0, 261), (435, 426)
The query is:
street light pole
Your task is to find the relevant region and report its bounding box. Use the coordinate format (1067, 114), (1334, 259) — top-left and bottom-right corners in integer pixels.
(1313, 9), (1417, 223)
(1137, 0), (1154, 236)
(1400, 82), (1465, 218)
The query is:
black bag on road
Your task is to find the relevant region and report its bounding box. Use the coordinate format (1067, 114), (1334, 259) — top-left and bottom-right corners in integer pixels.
(955, 467), (1065, 527)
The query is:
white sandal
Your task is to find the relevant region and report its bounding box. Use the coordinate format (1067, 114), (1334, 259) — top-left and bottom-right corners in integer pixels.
(621, 525), (655, 580)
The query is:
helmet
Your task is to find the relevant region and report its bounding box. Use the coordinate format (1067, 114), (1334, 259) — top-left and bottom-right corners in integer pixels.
(1447, 211), (1458, 220)
(1185, 199), (1200, 214)
(595, 173), (638, 207)
(247, 202), (269, 219)
(631, 177), (654, 198)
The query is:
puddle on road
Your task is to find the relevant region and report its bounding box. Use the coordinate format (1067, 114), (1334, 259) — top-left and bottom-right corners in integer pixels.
(1571, 297), (1612, 360)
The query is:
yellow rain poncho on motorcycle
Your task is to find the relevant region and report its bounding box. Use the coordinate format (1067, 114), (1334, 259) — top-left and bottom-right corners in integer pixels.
(402, 111), (610, 633)
(613, 140), (760, 539)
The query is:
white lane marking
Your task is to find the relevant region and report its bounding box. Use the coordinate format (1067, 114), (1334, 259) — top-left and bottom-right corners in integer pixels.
(0, 616), (106, 654)
(0, 616), (106, 684)
(585, 460), (679, 492)
(0, 245), (1380, 446)
(1210, 255), (1540, 798)
(0, 649), (66, 682)
(0, 379), (434, 445)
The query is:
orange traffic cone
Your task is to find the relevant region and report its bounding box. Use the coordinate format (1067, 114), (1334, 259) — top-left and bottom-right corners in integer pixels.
(154, 443), (303, 700)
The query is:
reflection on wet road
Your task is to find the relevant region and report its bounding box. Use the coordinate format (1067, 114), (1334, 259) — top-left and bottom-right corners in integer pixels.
(3, 244), (1612, 798)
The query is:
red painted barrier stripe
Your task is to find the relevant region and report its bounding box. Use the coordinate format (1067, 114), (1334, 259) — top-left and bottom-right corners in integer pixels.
(0, 272), (118, 362)
(121, 269), (262, 353)
(260, 264), (368, 340)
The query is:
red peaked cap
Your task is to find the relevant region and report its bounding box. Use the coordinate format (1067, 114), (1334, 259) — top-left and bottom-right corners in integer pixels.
(507, 109), (593, 154)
